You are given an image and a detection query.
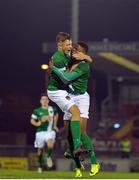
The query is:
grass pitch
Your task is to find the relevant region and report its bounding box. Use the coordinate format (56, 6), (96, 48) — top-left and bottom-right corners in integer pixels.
(0, 169), (139, 179)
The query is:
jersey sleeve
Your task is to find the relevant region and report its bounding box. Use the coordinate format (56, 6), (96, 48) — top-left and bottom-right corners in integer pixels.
(52, 66), (82, 83)
(31, 109), (38, 120)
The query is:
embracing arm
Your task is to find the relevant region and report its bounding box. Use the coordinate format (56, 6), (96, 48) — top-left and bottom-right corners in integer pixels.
(52, 66), (81, 84)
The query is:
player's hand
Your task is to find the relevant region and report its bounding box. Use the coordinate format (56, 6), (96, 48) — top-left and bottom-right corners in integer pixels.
(53, 126), (59, 133)
(72, 52), (93, 63)
(41, 115), (51, 122)
(35, 121), (41, 127)
(72, 51), (86, 60)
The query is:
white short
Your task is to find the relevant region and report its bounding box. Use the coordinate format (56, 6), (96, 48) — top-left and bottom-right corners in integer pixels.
(47, 90), (75, 112)
(63, 92), (90, 120)
(34, 131), (56, 148)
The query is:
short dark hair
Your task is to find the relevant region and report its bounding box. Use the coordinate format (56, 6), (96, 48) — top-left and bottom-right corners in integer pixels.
(77, 41), (88, 53)
(40, 93), (48, 98)
(56, 32), (71, 43)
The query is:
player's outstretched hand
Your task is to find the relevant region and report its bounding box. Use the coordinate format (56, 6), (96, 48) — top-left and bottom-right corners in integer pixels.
(72, 51), (85, 60)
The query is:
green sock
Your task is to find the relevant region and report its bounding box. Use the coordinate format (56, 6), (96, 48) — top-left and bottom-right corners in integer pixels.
(37, 154), (43, 168)
(81, 134), (97, 164)
(47, 148), (52, 158)
(70, 121), (81, 150)
(67, 126), (81, 168)
(89, 151), (97, 164)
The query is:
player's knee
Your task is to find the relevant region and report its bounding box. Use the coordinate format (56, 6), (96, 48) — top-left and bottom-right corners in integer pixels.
(81, 129), (87, 135)
(48, 144), (54, 149)
(69, 105), (80, 120)
(37, 148), (43, 155)
(47, 140), (54, 148)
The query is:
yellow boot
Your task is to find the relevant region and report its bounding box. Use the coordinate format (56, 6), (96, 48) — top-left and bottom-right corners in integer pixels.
(73, 163), (85, 171)
(75, 168), (82, 178)
(90, 163), (100, 176)
(81, 163), (85, 171)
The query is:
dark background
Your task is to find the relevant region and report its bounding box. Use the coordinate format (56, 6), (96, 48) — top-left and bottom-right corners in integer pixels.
(0, 0), (139, 144)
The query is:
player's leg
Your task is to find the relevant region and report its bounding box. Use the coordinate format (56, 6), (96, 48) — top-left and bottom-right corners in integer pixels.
(64, 120), (73, 158)
(45, 131), (56, 168)
(63, 109), (88, 158)
(46, 139), (54, 168)
(64, 120), (83, 178)
(37, 148), (44, 173)
(74, 92), (92, 152)
(77, 92), (100, 176)
(47, 90), (82, 155)
(80, 118), (100, 176)
(81, 118), (97, 163)
(34, 132), (45, 172)
(68, 104), (82, 154)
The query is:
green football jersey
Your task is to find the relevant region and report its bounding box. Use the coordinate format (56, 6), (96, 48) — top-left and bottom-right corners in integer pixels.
(69, 61), (90, 94)
(31, 106), (56, 132)
(48, 51), (70, 91)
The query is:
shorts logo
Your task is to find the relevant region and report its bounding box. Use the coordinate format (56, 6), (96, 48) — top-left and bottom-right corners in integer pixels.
(65, 96), (71, 100)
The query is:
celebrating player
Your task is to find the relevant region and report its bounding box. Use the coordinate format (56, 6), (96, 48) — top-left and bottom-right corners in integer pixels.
(47, 32), (89, 157)
(52, 41), (100, 177)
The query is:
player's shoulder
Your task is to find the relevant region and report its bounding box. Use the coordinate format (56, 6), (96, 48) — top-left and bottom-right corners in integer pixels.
(34, 106), (42, 112)
(31, 107), (40, 117)
(53, 51), (63, 59)
(53, 51), (58, 56)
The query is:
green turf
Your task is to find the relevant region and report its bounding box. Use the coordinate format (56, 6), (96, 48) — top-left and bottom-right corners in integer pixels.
(0, 169), (139, 179)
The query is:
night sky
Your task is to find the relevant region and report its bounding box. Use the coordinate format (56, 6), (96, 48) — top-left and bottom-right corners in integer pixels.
(0, 0), (139, 143)
(0, 0), (139, 94)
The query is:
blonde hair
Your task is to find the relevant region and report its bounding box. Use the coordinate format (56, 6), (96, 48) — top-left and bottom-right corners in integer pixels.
(56, 32), (71, 43)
